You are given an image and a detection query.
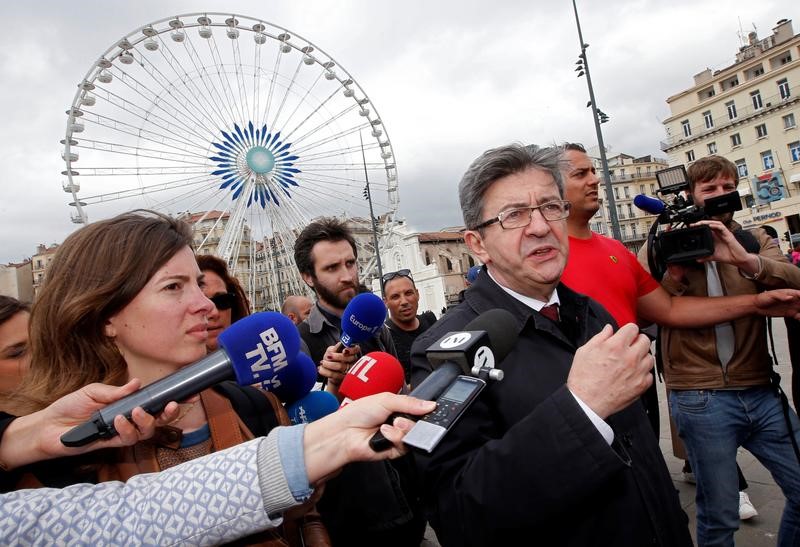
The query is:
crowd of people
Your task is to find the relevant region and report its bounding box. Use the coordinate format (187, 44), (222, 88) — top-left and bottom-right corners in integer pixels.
(1, 142), (800, 546)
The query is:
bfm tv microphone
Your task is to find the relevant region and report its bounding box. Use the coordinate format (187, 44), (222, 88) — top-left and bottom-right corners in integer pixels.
(369, 309), (517, 452)
(338, 292), (387, 348)
(61, 312), (302, 447)
(633, 194), (665, 215)
(286, 391), (339, 425)
(338, 351), (406, 407)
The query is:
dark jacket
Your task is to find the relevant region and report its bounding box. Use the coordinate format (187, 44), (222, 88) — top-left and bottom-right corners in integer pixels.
(298, 302), (425, 547)
(410, 273), (691, 547)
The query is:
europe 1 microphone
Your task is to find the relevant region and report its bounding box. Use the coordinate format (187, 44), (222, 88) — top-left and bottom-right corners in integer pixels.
(60, 312), (303, 447)
(369, 308), (516, 452)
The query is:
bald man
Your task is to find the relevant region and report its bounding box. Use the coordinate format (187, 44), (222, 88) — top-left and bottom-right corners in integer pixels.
(281, 295), (313, 325)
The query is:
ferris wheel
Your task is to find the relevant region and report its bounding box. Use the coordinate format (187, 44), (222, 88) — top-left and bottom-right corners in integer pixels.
(60, 12), (399, 310)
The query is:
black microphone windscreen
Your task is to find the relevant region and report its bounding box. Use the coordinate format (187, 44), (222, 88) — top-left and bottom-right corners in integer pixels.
(463, 309), (517, 362)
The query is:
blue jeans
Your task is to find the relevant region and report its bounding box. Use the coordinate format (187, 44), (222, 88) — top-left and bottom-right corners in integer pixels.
(670, 387), (800, 547)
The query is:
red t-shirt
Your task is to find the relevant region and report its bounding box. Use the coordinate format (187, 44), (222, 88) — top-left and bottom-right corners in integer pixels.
(561, 233), (659, 326)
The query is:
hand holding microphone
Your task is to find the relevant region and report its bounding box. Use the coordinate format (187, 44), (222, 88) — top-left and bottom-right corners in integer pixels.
(61, 312), (304, 447)
(369, 309), (517, 452)
(319, 293), (387, 387)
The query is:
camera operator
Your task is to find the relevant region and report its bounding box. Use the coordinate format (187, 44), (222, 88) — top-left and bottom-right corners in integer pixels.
(639, 155), (800, 547)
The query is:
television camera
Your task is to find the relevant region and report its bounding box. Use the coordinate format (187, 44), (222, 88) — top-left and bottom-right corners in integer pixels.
(639, 165), (742, 280)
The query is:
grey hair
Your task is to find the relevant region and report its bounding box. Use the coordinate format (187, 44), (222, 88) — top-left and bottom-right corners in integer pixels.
(458, 143), (565, 230)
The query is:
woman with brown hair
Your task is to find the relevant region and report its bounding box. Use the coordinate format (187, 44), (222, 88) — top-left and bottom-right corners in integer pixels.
(0, 296), (30, 395)
(196, 254), (250, 352)
(1, 210), (326, 545)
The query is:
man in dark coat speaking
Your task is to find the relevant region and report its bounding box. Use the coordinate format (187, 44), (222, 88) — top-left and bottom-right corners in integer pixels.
(410, 144), (691, 546)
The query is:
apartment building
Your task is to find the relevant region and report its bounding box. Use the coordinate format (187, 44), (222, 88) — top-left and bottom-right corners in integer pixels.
(31, 244), (59, 298)
(661, 18), (800, 247)
(590, 153), (668, 254)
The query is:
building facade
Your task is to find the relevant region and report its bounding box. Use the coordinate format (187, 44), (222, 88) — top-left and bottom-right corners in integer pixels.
(661, 18), (800, 250)
(376, 222), (476, 314)
(590, 152), (668, 254)
(0, 261), (33, 302)
(31, 244), (59, 298)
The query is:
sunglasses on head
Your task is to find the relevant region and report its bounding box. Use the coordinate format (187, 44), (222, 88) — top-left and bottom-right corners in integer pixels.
(210, 292), (236, 311)
(381, 269), (412, 287)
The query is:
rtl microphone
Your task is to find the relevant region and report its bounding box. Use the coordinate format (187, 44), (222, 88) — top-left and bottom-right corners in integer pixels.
(338, 351), (405, 407)
(633, 194), (665, 215)
(369, 309), (517, 451)
(286, 391), (339, 424)
(338, 292), (387, 348)
(61, 312), (301, 447)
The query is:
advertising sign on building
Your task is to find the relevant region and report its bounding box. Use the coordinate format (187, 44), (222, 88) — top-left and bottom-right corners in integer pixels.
(751, 172), (787, 205)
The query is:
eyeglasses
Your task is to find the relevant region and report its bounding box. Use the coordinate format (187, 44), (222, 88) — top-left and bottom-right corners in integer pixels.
(381, 269), (412, 288)
(472, 200), (571, 230)
(210, 292), (236, 311)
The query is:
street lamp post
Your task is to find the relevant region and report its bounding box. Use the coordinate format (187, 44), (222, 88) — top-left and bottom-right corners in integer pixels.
(360, 131), (385, 296)
(572, 0), (622, 241)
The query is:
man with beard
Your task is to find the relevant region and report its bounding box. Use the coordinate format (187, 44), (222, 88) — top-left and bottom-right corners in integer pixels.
(293, 217), (426, 547)
(640, 155), (800, 546)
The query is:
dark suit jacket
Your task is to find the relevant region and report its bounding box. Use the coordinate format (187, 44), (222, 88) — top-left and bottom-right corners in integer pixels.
(410, 273), (691, 547)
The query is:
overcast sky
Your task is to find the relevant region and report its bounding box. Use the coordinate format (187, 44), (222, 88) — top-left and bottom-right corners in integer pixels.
(0, 0), (792, 263)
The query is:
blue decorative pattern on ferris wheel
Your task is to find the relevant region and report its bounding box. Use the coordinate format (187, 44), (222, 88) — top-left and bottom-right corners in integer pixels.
(209, 121), (300, 208)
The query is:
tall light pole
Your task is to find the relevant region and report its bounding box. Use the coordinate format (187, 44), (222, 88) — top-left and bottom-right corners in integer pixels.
(572, 0), (622, 241)
(360, 131), (385, 296)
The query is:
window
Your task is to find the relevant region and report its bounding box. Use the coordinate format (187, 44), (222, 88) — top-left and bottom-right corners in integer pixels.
(627, 203), (633, 217)
(623, 186), (630, 198)
(735, 159), (748, 178)
(681, 120), (692, 137)
(751, 90), (763, 110)
(731, 133), (742, 148)
(707, 142), (717, 154)
(686, 150), (695, 162)
(639, 184), (645, 194)
(650, 183), (656, 193)
(726, 100), (737, 120)
(784, 113), (796, 129)
(636, 167), (641, 177)
(646, 166), (651, 175)
(617, 204), (624, 219)
(703, 110), (714, 129)
(631, 224), (638, 237)
(614, 187), (619, 199)
(756, 124), (768, 138)
(789, 141), (800, 163)
(761, 150), (774, 170)
(778, 78), (791, 100)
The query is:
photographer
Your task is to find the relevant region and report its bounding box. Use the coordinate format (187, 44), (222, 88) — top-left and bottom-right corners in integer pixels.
(640, 156), (800, 547)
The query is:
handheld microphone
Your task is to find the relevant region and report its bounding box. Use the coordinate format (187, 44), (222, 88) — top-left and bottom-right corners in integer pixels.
(61, 312), (301, 447)
(263, 351), (318, 404)
(633, 194), (665, 215)
(339, 292), (387, 348)
(286, 391), (339, 424)
(369, 309), (517, 451)
(338, 351), (405, 407)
